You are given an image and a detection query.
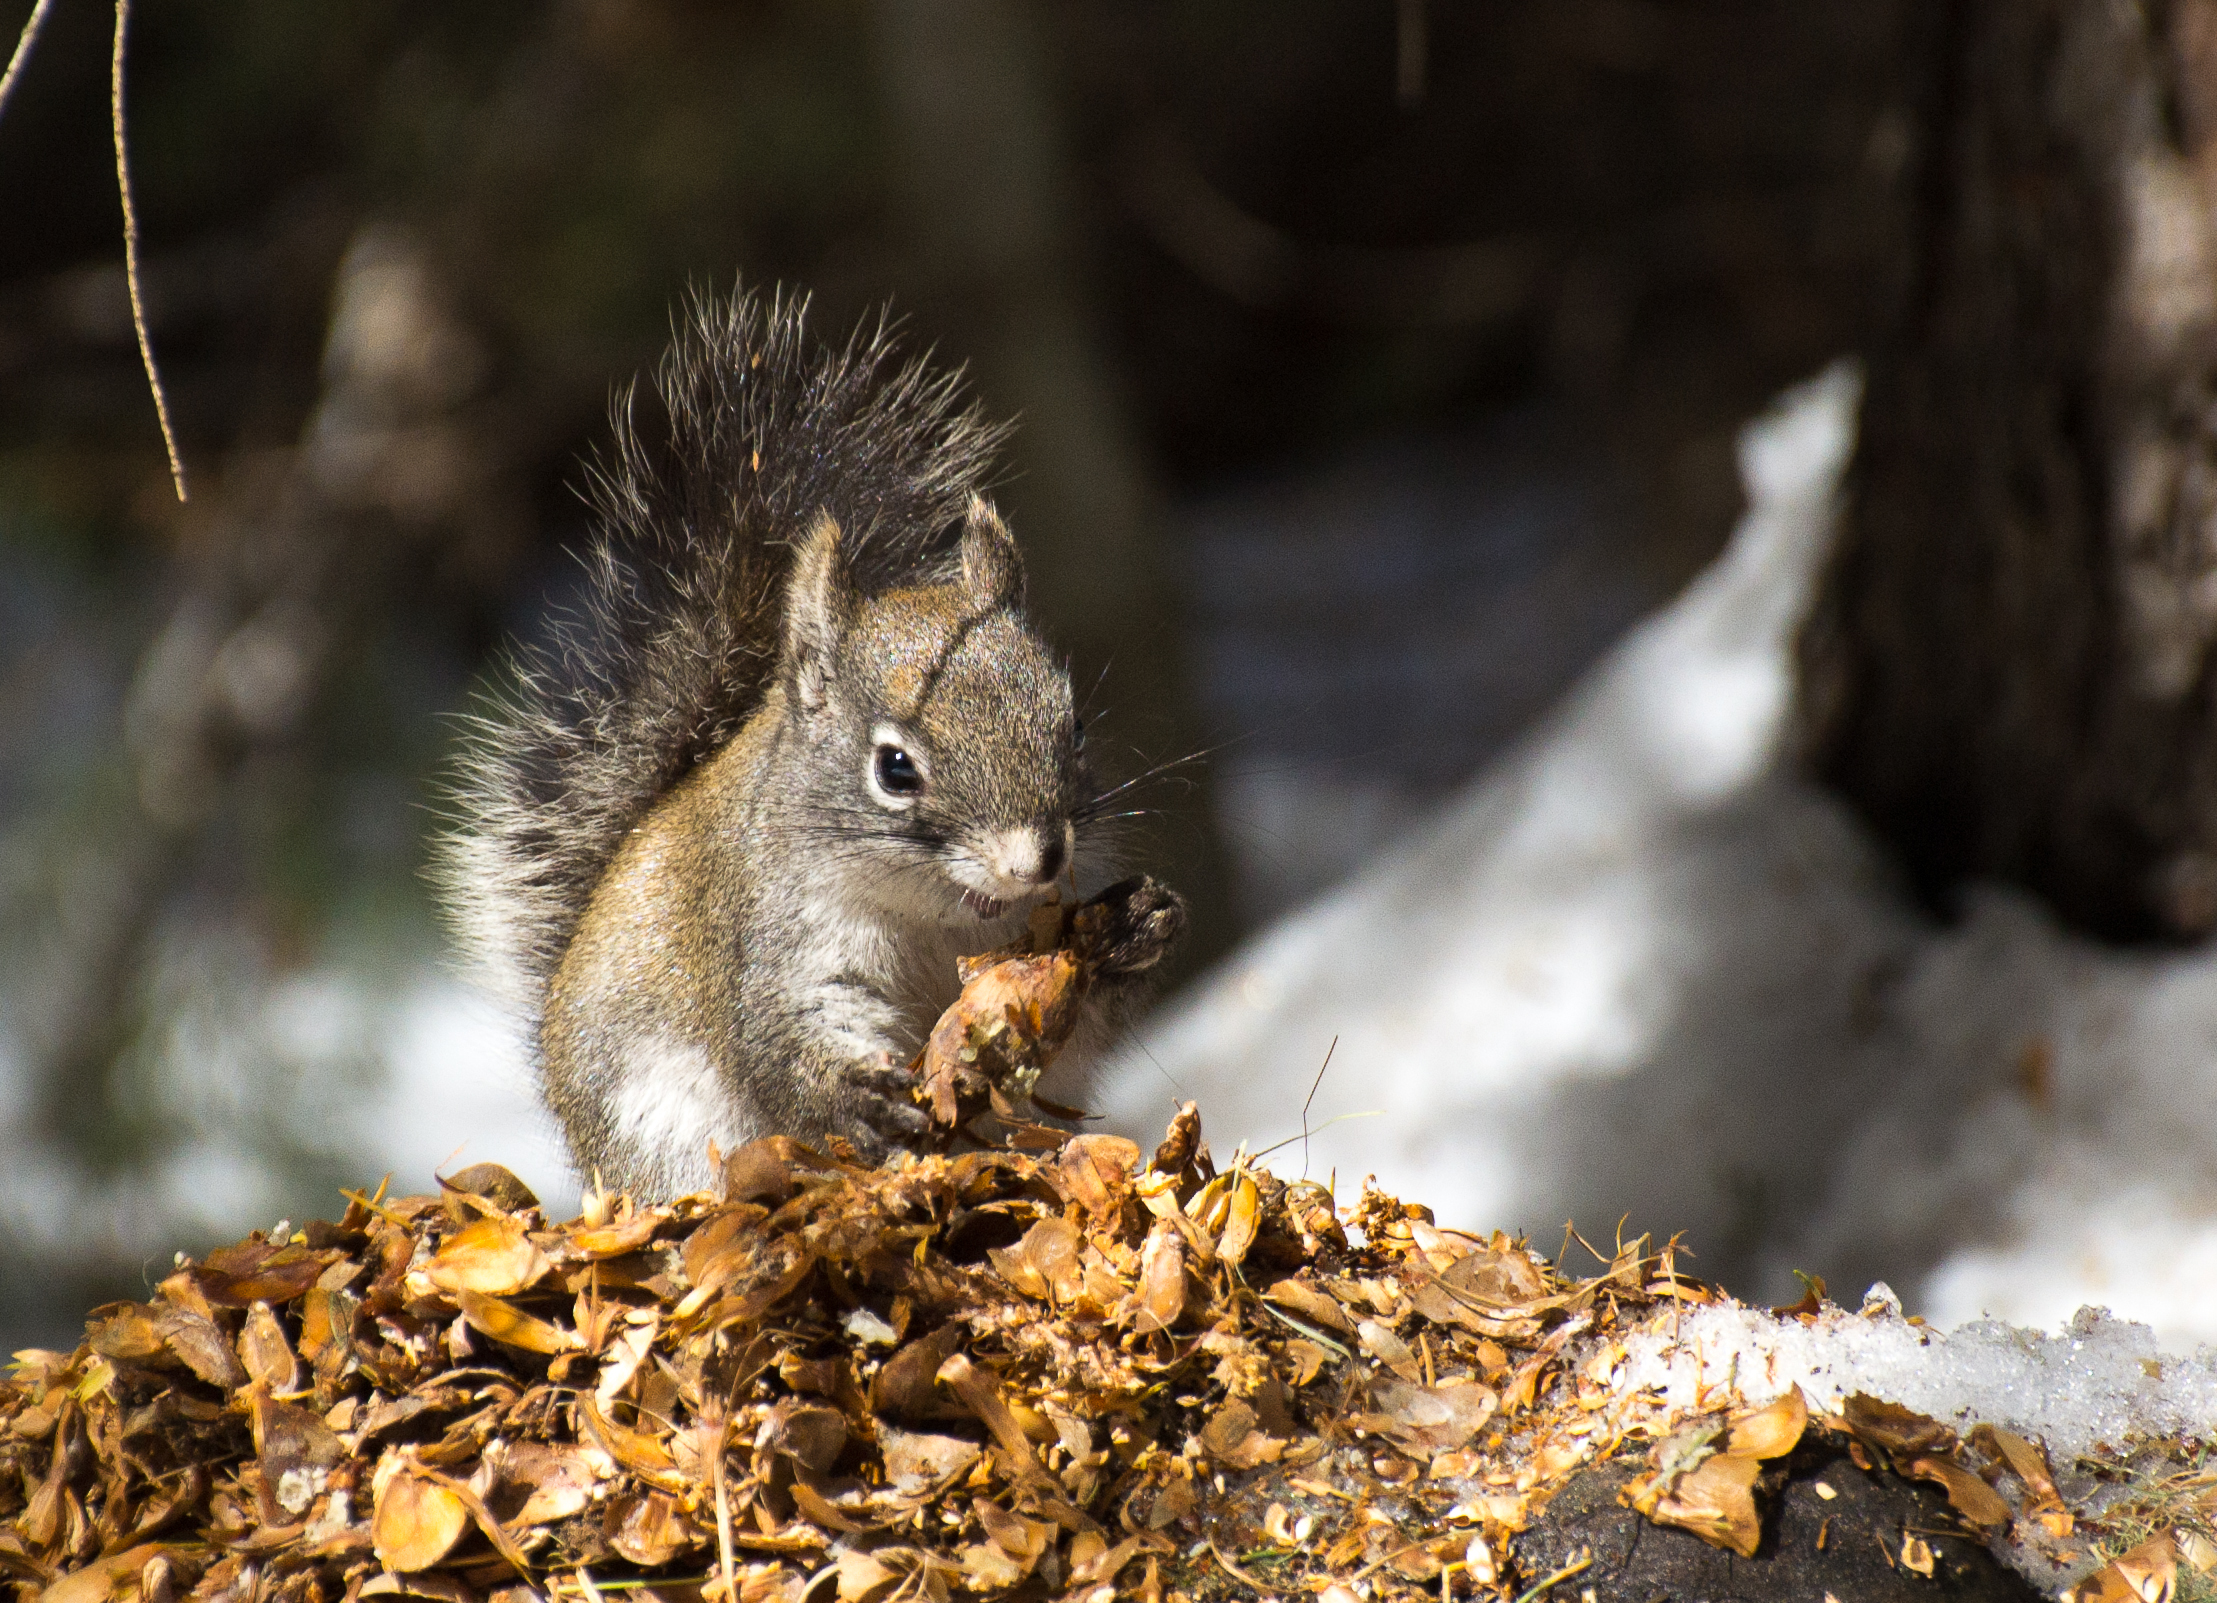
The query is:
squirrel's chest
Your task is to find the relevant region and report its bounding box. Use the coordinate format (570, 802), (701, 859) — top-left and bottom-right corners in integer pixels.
(779, 902), (978, 1045)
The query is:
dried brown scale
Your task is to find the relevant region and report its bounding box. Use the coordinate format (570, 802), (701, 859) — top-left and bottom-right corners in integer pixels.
(0, 1121), (1411, 1596)
(5, 1100), (2163, 1603)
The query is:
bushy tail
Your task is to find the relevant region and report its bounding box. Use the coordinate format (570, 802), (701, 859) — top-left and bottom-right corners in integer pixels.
(437, 286), (1006, 1018)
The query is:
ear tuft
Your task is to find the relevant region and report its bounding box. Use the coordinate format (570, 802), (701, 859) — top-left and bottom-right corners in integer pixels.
(783, 513), (855, 709)
(959, 495), (1025, 610)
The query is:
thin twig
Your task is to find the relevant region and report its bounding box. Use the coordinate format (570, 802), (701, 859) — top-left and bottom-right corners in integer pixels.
(1510, 1552), (1594, 1603)
(0, 0), (58, 126)
(1299, 1034), (1337, 1177)
(1249, 1107), (1382, 1164)
(709, 1405), (737, 1603)
(713, 1475), (736, 1603)
(110, 0), (187, 502)
(1254, 1298), (1354, 1363)
(1204, 1538), (1270, 1592)
(1567, 1220), (1614, 1272)
(1356, 1530), (1488, 1588)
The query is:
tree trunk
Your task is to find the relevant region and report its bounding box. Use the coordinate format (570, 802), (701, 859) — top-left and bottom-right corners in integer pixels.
(1799, 0), (2217, 941)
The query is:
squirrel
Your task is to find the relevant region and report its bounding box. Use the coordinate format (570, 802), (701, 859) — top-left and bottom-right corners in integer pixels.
(437, 288), (1186, 1199)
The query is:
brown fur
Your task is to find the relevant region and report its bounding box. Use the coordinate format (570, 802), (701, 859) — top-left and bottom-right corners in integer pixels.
(438, 295), (1182, 1195)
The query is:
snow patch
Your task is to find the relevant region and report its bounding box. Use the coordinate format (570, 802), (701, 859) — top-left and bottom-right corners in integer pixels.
(1103, 363), (1893, 1288)
(365, 977), (576, 1211)
(1618, 1303), (2217, 1465)
(0, 945), (571, 1285)
(1111, 357), (2217, 1351)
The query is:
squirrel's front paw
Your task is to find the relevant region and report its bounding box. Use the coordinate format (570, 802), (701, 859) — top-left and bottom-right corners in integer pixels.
(840, 1054), (932, 1160)
(1083, 874), (1188, 977)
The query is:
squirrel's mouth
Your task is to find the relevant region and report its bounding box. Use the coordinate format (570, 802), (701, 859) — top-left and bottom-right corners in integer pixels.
(960, 888), (1008, 920)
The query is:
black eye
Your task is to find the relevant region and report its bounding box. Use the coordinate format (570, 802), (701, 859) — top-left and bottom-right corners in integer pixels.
(1071, 716), (1086, 753)
(874, 744), (924, 795)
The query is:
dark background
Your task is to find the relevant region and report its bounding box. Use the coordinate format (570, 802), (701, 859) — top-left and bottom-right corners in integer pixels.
(0, 0), (1929, 1345)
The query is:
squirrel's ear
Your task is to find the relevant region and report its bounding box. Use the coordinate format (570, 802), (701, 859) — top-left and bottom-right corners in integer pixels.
(783, 513), (855, 710)
(959, 496), (1025, 610)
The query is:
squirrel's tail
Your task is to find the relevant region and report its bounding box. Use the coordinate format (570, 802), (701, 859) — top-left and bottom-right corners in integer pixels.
(436, 286), (1005, 1018)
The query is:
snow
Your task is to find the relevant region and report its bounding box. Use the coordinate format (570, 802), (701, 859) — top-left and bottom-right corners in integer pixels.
(360, 977), (578, 1214)
(1102, 359), (2217, 1356)
(0, 947), (567, 1277)
(1616, 1302), (2217, 1465)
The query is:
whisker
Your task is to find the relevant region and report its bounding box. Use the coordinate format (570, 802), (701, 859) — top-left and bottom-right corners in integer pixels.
(1074, 731), (1255, 821)
(1078, 660), (1115, 720)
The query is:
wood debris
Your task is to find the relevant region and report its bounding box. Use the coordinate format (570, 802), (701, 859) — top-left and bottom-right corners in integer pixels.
(912, 876), (1181, 1144)
(0, 1106), (1709, 1603)
(0, 904), (2184, 1603)
(1622, 1385), (1807, 1556)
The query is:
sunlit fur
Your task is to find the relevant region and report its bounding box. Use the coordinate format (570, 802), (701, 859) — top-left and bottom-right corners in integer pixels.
(436, 289), (1160, 1197)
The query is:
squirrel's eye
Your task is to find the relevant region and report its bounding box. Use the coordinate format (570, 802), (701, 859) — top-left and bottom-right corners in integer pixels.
(1071, 715), (1086, 753)
(873, 744), (924, 797)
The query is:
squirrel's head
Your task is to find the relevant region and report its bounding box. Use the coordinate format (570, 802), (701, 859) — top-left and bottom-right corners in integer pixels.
(776, 499), (1084, 923)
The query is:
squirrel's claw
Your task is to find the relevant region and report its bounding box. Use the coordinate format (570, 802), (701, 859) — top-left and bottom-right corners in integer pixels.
(1085, 874), (1188, 978)
(840, 1054), (934, 1159)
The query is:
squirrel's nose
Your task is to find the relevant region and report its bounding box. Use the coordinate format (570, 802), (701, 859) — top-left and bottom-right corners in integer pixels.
(983, 824), (1068, 886)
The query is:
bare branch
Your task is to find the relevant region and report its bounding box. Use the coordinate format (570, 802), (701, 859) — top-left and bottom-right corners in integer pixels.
(0, 0), (57, 127)
(110, 0), (188, 502)
(1395, 0), (1427, 109)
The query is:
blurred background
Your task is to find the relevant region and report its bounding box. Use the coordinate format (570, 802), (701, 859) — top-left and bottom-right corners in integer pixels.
(8, 0), (2216, 1350)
